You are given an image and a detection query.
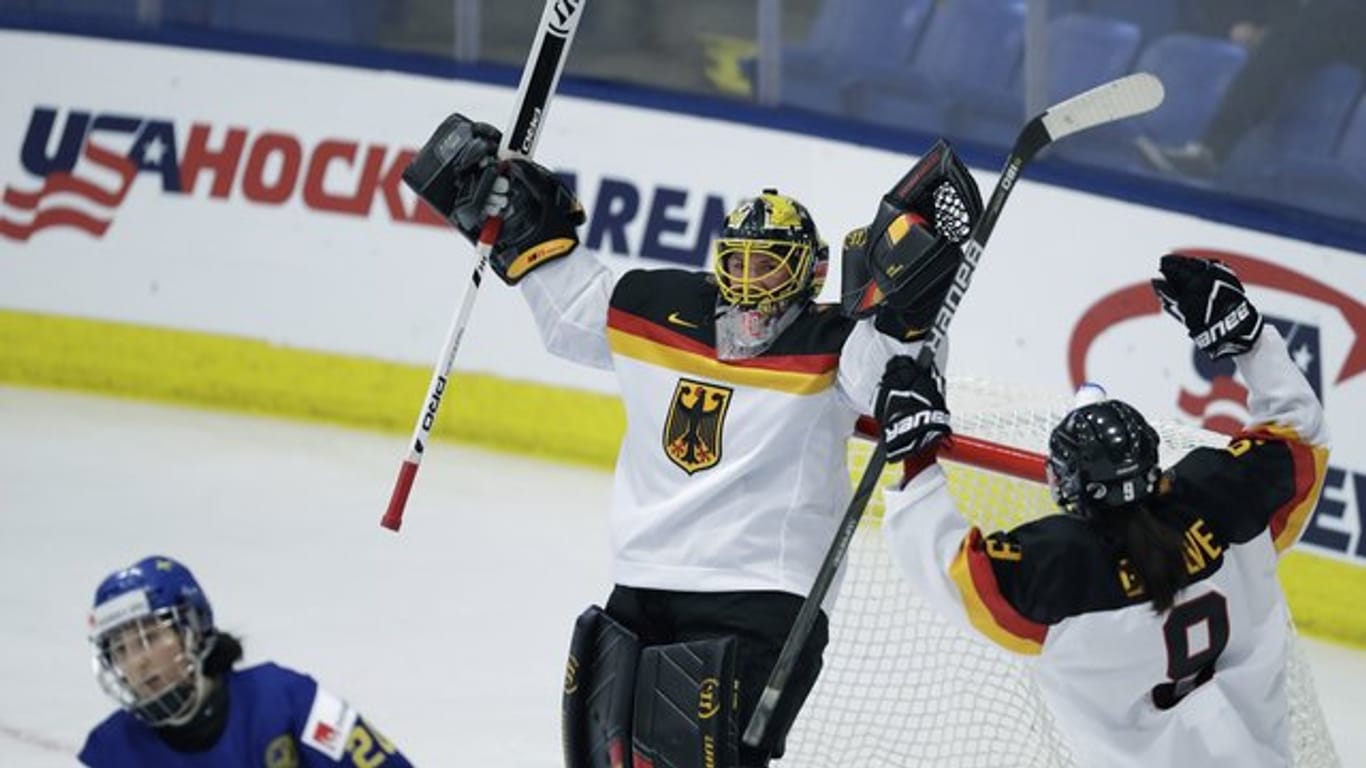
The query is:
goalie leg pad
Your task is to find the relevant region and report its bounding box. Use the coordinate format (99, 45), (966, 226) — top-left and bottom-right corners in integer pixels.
(632, 637), (738, 768)
(563, 606), (641, 768)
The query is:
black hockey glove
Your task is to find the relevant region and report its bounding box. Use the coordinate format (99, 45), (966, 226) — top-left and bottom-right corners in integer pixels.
(1151, 253), (1263, 359)
(402, 112), (502, 242)
(842, 139), (982, 342)
(402, 114), (585, 286)
(488, 158), (586, 285)
(875, 356), (951, 463)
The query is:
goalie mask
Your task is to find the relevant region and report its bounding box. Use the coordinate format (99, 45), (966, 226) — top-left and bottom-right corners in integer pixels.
(89, 555), (218, 727)
(712, 190), (828, 360)
(1047, 399), (1162, 518)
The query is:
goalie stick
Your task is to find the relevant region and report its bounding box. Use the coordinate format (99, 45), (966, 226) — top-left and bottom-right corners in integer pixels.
(742, 72), (1166, 747)
(381, 0), (589, 532)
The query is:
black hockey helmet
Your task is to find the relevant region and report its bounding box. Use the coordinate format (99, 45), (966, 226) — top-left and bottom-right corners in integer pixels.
(1047, 399), (1161, 518)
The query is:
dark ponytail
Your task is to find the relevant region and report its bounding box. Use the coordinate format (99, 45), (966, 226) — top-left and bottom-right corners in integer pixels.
(1096, 505), (1188, 612)
(202, 632), (244, 677)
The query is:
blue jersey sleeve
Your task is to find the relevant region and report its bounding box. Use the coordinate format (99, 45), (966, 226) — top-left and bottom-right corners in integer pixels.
(269, 664), (413, 768)
(80, 664), (414, 767)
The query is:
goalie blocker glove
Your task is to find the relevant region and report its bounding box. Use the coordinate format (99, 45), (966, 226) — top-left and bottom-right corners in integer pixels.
(402, 112), (585, 286)
(875, 356), (951, 464)
(1151, 253), (1263, 359)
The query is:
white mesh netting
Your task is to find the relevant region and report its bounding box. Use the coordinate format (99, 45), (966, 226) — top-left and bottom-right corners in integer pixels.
(776, 377), (1340, 768)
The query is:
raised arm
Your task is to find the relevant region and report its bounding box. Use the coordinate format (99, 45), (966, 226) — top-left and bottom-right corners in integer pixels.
(874, 356), (1054, 656)
(404, 112), (615, 370)
(1153, 253), (1330, 552)
(463, 146), (617, 369)
(519, 251), (616, 370)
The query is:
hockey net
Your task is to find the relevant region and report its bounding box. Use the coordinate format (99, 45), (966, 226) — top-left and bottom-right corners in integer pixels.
(778, 377), (1340, 768)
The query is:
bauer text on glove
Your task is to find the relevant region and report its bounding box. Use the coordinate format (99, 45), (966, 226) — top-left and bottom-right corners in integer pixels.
(1151, 253), (1263, 359)
(875, 356), (952, 462)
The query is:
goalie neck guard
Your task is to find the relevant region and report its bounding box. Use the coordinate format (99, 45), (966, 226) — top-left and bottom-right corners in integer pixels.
(712, 190), (828, 360)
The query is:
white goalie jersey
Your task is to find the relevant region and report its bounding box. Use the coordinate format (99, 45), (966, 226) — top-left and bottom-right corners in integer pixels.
(883, 327), (1330, 767)
(520, 253), (919, 598)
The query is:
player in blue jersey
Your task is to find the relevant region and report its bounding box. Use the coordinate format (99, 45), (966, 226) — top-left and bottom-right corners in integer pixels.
(79, 555), (414, 767)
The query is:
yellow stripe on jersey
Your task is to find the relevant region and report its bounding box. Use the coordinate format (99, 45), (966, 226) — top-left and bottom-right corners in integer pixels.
(948, 533), (1046, 656)
(606, 328), (837, 395)
(1252, 424), (1331, 554)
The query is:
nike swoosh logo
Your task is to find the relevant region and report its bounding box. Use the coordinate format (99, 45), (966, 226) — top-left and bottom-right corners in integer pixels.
(667, 312), (699, 329)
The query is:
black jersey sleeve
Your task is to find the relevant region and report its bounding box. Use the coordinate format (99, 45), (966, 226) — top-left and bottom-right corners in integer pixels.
(1165, 428), (1328, 553)
(977, 516), (1137, 626)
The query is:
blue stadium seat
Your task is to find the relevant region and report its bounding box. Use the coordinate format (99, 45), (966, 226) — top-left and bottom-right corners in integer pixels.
(1080, 0), (1178, 43)
(1221, 63), (1365, 196)
(1275, 95), (1366, 221)
(957, 12), (1142, 150)
(847, 0), (1026, 143)
(1074, 33), (1248, 173)
(211, 0), (379, 46)
(1044, 0), (1087, 17)
(773, 0), (933, 116)
(1132, 35), (1248, 147)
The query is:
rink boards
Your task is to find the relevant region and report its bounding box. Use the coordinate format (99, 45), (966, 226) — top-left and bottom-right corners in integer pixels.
(1, 30), (1363, 647)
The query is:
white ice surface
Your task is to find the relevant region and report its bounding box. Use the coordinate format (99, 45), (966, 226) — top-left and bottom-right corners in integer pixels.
(1, 386), (1362, 766)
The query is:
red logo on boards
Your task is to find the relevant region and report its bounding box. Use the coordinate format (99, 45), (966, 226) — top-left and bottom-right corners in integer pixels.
(1068, 248), (1365, 433)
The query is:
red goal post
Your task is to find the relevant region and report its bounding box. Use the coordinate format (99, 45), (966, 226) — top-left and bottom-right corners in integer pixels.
(776, 377), (1339, 768)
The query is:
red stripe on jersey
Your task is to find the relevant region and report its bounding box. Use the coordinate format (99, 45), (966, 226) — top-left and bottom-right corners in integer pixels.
(609, 307), (714, 357)
(950, 529), (1047, 654)
(1243, 427), (1330, 554)
(606, 308), (839, 374)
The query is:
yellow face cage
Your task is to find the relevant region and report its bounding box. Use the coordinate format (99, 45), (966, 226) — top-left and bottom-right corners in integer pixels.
(713, 238), (814, 309)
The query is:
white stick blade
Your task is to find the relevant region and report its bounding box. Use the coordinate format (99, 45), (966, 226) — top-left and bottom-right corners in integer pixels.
(1040, 72), (1165, 141)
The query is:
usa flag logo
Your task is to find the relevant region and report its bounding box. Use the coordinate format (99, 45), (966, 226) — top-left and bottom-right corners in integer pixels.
(1, 109), (141, 241)
(1, 105), (448, 243)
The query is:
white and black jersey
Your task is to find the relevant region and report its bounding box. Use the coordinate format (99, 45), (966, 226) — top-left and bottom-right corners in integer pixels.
(521, 254), (920, 598)
(883, 327), (1330, 767)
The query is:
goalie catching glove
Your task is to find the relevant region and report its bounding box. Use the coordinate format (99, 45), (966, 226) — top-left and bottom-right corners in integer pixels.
(402, 112), (585, 285)
(1151, 253), (1263, 359)
(841, 139), (983, 340)
(875, 356), (951, 464)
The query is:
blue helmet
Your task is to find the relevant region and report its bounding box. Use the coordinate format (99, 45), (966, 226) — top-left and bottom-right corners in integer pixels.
(1047, 399), (1161, 518)
(88, 556), (218, 726)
